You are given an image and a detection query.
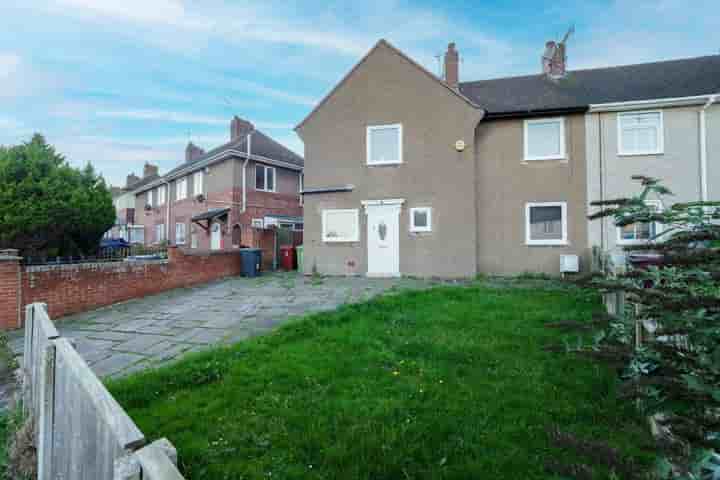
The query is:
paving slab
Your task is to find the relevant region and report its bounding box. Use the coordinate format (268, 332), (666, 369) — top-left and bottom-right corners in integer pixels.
(8, 273), (444, 380)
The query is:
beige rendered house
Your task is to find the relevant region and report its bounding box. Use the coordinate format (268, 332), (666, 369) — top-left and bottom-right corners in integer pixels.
(296, 39), (720, 278)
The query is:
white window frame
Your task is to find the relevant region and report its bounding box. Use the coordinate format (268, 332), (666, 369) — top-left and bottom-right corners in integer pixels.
(617, 110), (664, 156)
(616, 200), (663, 245)
(175, 222), (186, 245)
(157, 185), (166, 205)
(366, 124), (403, 165)
(154, 223), (165, 244)
(322, 209), (360, 243)
(525, 201), (568, 246)
(409, 207), (432, 233)
(255, 165), (276, 192)
(193, 171), (203, 196)
(523, 117), (566, 161)
(176, 177), (188, 201)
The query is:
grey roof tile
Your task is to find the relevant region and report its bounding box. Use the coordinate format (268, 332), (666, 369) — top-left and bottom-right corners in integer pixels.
(460, 55), (720, 116)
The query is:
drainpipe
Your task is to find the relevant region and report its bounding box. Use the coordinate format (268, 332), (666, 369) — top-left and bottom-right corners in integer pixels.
(164, 180), (171, 243)
(700, 94), (718, 201)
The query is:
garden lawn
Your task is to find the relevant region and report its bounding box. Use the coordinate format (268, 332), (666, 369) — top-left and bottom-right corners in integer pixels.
(108, 283), (652, 479)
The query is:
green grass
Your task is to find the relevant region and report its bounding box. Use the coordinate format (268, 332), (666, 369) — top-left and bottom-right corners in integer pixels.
(109, 284), (652, 479)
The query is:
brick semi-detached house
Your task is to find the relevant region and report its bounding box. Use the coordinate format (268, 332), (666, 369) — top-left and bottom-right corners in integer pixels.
(134, 117), (304, 268)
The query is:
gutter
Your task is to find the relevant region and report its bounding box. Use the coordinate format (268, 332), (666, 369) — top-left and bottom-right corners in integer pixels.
(590, 94), (719, 112)
(700, 94), (718, 201)
(483, 106), (587, 120)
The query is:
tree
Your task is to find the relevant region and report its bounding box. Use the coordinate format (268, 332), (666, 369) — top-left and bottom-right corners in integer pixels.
(558, 176), (720, 479)
(0, 134), (116, 257)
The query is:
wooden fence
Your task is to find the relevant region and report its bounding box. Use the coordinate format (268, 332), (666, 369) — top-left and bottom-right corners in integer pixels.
(22, 303), (185, 479)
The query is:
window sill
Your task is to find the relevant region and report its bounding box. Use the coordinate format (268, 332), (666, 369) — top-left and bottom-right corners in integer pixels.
(617, 151), (664, 157)
(523, 156), (567, 162)
(410, 229), (432, 234)
(525, 241), (569, 247)
(256, 189), (277, 193)
(323, 239), (359, 244)
(367, 161), (403, 167)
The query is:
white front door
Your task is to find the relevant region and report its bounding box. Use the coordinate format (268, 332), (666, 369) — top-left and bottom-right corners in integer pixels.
(211, 222), (222, 250)
(364, 200), (403, 277)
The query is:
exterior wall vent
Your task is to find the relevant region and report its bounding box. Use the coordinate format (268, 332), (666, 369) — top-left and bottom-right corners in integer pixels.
(560, 254), (579, 273)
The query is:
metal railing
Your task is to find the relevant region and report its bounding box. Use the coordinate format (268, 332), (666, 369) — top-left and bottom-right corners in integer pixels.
(22, 244), (169, 266)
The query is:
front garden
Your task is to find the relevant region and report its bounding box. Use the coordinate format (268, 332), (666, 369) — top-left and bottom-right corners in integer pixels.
(109, 281), (653, 479)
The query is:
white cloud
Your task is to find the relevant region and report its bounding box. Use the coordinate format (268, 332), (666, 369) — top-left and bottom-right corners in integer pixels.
(96, 109), (227, 125)
(53, 0), (211, 29)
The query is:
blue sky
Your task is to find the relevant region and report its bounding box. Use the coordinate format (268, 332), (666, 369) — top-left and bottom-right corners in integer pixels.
(1, 0), (716, 186)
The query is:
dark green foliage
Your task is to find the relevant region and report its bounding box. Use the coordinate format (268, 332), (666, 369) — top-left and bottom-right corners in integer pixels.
(109, 285), (652, 479)
(0, 134), (115, 257)
(584, 176), (720, 478)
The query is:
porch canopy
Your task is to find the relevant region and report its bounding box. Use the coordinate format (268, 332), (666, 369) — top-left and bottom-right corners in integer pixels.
(191, 208), (230, 231)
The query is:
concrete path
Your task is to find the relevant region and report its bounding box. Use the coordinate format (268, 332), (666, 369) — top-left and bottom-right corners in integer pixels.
(9, 273), (442, 379)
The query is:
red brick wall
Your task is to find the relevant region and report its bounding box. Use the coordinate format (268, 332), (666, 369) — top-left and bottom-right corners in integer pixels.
(0, 253), (21, 330)
(3, 247), (242, 329)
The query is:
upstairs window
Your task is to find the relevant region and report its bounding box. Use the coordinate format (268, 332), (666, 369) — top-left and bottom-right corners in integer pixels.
(176, 177), (187, 201)
(524, 118), (566, 161)
(525, 202), (568, 245)
(157, 185), (166, 205)
(256, 165), (276, 192)
(367, 124), (402, 165)
(193, 171), (203, 196)
(618, 111), (664, 156)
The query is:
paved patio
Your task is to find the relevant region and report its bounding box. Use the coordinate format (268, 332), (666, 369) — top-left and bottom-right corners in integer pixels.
(9, 273), (442, 379)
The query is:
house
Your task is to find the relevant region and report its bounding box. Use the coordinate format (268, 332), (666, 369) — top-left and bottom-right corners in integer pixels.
(134, 117), (303, 268)
(106, 163), (159, 243)
(296, 38), (720, 277)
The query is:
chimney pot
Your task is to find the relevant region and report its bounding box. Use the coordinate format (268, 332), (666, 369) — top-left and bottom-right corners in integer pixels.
(444, 42), (460, 89)
(230, 116), (255, 141)
(143, 162), (159, 178)
(185, 142), (205, 163)
(542, 39), (567, 79)
(125, 173), (140, 188)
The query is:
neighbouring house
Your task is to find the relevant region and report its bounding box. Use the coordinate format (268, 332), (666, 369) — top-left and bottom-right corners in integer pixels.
(296, 38), (720, 277)
(133, 117), (303, 269)
(106, 164), (159, 243)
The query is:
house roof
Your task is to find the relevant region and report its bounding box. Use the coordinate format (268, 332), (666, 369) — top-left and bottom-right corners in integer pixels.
(135, 129), (303, 194)
(165, 130), (303, 179)
(460, 55), (720, 117)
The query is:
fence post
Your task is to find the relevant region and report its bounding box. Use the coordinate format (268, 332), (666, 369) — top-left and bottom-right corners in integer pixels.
(37, 343), (56, 480)
(22, 304), (34, 417)
(114, 454), (141, 480)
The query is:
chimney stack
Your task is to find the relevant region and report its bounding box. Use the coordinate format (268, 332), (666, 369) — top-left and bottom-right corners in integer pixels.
(143, 162), (159, 179)
(542, 40), (567, 79)
(125, 173), (140, 188)
(185, 142), (205, 163)
(230, 116), (255, 141)
(444, 43), (460, 89)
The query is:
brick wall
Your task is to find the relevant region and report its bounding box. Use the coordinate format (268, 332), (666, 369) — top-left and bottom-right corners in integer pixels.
(0, 250), (21, 330)
(0, 247), (243, 330)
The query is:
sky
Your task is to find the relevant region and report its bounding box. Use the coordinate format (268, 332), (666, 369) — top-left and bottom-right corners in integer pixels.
(1, 0), (717, 186)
